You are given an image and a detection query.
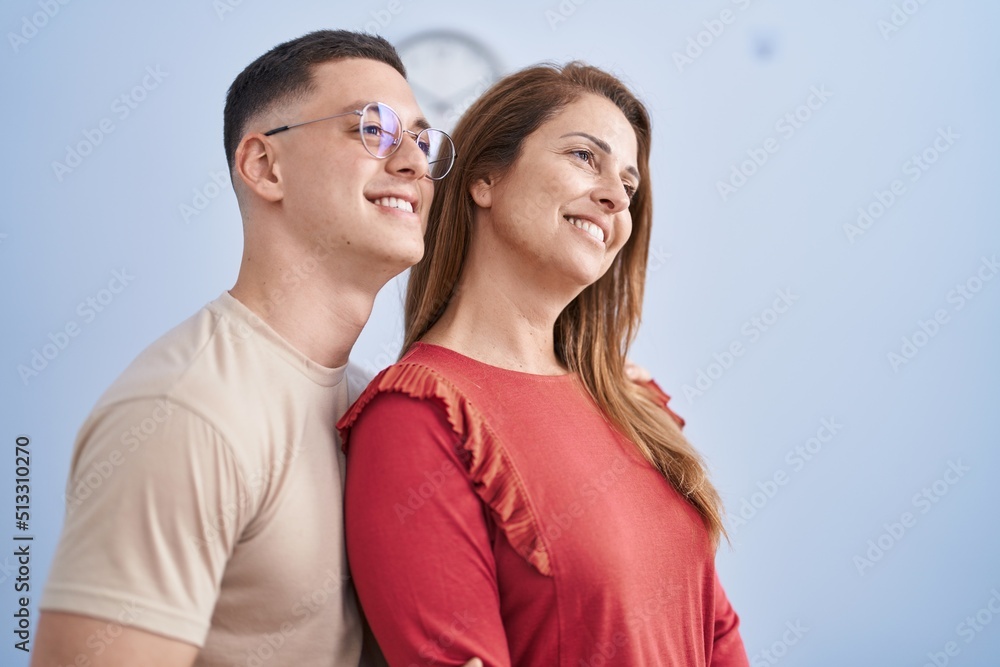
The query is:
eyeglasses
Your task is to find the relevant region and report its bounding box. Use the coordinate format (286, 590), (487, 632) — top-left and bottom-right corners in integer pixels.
(263, 102), (456, 180)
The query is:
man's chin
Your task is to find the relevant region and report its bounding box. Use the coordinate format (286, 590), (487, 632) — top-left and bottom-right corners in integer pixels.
(370, 242), (425, 278)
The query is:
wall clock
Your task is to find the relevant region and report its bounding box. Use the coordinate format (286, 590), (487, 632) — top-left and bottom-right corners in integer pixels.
(396, 30), (503, 131)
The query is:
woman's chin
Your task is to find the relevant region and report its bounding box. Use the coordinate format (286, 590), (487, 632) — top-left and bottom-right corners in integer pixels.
(550, 265), (611, 295)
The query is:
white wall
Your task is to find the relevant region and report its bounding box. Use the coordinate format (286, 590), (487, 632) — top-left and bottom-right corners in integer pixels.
(3, 1), (998, 664)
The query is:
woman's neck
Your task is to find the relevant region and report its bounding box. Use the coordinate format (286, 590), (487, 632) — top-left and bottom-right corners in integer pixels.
(421, 254), (575, 376)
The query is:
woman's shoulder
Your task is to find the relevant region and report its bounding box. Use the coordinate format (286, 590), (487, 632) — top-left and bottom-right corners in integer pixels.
(336, 343), (478, 446)
(338, 343), (553, 576)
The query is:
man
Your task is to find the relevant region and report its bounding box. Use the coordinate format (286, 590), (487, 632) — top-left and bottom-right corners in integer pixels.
(32, 30), (478, 667)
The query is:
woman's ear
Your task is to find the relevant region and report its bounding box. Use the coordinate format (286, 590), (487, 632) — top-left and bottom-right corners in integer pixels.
(470, 176), (493, 209)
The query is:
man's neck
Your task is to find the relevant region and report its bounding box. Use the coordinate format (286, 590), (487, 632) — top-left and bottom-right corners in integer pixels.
(229, 268), (382, 370)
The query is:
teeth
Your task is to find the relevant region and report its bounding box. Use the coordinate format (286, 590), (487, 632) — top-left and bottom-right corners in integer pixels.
(566, 217), (605, 243)
(372, 196), (414, 213)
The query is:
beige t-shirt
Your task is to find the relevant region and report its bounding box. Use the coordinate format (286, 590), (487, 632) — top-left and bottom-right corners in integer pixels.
(41, 291), (371, 666)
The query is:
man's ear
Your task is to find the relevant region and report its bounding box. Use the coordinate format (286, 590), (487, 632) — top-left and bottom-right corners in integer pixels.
(470, 175), (494, 209)
(234, 133), (283, 203)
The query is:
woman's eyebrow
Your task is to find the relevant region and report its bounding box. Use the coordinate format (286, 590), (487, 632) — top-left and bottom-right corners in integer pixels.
(560, 131), (640, 180)
(561, 131), (611, 153)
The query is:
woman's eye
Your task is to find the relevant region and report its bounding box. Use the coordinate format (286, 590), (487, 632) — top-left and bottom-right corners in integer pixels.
(624, 183), (637, 199)
(361, 124), (383, 136)
(572, 149), (594, 163)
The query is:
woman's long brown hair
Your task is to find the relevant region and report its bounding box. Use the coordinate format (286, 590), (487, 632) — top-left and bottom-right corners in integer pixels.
(404, 62), (727, 546)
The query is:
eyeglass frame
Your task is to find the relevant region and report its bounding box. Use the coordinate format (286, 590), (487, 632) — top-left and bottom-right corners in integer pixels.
(261, 101), (456, 180)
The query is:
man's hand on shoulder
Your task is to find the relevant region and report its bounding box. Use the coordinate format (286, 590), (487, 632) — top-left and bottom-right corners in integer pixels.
(625, 358), (652, 383)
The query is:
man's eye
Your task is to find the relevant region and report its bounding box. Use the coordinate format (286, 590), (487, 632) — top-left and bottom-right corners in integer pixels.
(361, 124), (384, 136)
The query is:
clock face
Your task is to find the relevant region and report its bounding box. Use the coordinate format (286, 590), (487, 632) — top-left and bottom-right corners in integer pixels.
(397, 30), (503, 131)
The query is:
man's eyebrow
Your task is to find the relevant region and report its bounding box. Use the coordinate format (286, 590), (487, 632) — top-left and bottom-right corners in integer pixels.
(343, 99), (369, 113)
(560, 132), (640, 180)
(342, 100), (431, 130)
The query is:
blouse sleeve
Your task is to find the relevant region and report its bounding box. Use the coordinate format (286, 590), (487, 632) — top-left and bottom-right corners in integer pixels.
(344, 390), (513, 667)
(642, 378), (687, 429)
(710, 571), (749, 666)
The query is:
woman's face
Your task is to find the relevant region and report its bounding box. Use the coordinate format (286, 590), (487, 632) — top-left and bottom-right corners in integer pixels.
(473, 93), (640, 291)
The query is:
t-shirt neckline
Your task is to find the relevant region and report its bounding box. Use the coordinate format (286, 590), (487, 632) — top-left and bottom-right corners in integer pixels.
(213, 291), (348, 388)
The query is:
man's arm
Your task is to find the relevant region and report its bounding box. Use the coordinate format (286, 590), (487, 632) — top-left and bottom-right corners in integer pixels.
(624, 358), (653, 382)
(31, 612), (199, 667)
(36, 399), (247, 663)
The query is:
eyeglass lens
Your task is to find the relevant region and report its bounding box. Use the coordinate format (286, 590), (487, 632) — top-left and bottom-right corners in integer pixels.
(362, 103), (455, 180)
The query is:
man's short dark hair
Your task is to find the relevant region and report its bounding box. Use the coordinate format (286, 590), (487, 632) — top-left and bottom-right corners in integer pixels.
(223, 30), (406, 171)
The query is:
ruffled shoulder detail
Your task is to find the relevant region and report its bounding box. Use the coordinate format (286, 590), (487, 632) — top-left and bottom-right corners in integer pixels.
(642, 379), (687, 430)
(338, 362), (552, 577)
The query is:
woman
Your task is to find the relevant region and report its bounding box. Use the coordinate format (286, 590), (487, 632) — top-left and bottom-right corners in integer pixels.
(339, 62), (748, 666)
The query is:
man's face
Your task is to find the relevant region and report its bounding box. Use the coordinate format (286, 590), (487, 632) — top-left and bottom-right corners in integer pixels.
(265, 58), (434, 278)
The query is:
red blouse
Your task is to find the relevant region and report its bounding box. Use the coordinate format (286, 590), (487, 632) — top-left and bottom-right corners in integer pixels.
(339, 342), (747, 667)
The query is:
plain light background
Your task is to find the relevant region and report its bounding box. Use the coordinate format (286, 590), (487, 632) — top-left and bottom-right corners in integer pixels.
(2, 1), (998, 665)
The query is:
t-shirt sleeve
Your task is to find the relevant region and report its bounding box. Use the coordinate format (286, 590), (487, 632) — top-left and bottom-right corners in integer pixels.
(710, 571), (749, 666)
(344, 391), (513, 667)
(40, 397), (249, 647)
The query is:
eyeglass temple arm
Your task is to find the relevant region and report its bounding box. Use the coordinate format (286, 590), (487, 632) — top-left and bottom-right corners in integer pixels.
(264, 110), (364, 137)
